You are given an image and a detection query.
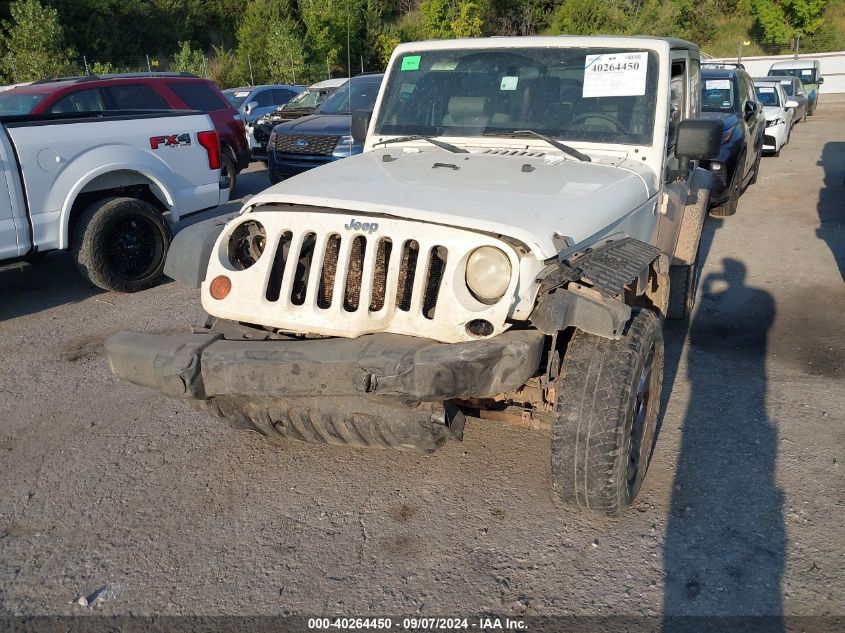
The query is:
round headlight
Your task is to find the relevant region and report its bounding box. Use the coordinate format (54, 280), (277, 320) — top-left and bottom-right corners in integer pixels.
(465, 246), (511, 303)
(227, 220), (266, 270)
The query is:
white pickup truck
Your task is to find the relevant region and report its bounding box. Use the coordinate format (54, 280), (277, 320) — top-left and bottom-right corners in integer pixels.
(108, 36), (723, 515)
(0, 110), (228, 292)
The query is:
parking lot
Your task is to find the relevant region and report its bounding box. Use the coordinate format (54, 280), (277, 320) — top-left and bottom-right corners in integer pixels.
(0, 100), (842, 622)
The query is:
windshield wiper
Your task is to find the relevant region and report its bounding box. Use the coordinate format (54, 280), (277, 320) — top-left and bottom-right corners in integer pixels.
(372, 135), (467, 153)
(484, 129), (591, 162)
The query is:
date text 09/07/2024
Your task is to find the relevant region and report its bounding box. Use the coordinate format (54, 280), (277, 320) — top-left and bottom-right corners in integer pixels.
(307, 617), (527, 630)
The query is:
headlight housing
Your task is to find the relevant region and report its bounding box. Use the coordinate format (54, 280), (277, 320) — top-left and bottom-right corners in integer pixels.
(766, 118), (780, 128)
(465, 246), (511, 304)
(335, 135), (355, 153)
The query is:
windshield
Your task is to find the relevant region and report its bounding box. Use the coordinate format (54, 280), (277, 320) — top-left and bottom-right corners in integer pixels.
(778, 80), (795, 96)
(317, 79), (381, 115)
(373, 47), (659, 145)
(282, 86), (331, 110)
(224, 89), (251, 108)
(701, 78), (736, 113)
(769, 68), (816, 84)
(0, 90), (48, 115)
(755, 85), (780, 107)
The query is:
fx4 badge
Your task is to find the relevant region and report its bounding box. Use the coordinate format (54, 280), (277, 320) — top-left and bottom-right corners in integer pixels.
(344, 218), (379, 234)
(149, 134), (191, 150)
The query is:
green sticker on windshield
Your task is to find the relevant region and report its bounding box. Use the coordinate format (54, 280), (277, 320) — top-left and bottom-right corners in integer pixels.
(401, 55), (421, 71)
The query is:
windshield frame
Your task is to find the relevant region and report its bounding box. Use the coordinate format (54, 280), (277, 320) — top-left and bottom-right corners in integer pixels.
(701, 75), (737, 114)
(316, 77), (382, 115)
(0, 90), (50, 116)
(371, 46), (661, 148)
(768, 67), (817, 85)
(754, 83), (781, 107)
(223, 89), (252, 109)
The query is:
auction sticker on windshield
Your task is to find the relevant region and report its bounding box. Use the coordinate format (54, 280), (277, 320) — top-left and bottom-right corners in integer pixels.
(705, 79), (731, 90)
(401, 55), (421, 71)
(583, 52), (648, 97)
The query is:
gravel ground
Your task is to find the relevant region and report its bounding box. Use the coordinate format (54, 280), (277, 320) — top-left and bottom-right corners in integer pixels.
(0, 106), (843, 625)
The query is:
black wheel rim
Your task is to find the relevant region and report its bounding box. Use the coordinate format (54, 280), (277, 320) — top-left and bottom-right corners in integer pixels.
(104, 215), (163, 281)
(626, 344), (657, 494)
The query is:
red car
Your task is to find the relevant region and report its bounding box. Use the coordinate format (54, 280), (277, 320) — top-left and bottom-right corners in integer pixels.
(0, 72), (250, 190)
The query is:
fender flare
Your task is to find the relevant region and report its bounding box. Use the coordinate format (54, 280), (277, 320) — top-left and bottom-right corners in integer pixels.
(51, 148), (178, 249)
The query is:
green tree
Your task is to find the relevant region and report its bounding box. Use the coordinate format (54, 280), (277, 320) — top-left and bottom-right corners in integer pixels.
(752, 0), (830, 44)
(235, 0), (292, 84)
(207, 45), (244, 88)
(172, 40), (207, 77)
(548, 0), (625, 35)
(420, 0), (453, 38)
(90, 60), (118, 75)
(451, 0), (485, 37)
(1, 0), (74, 83)
(265, 19), (307, 83)
(300, 0), (366, 79)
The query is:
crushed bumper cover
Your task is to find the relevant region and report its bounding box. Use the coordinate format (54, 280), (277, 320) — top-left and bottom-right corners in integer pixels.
(105, 330), (545, 451)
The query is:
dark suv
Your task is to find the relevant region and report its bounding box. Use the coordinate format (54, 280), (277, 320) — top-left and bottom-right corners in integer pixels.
(700, 64), (765, 216)
(267, 73), (384, 183)
(0, 72), (250, 191)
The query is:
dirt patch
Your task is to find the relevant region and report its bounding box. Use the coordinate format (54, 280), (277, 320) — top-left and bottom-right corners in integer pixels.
(389, 503), (418, 522)
(56, 334), (109, 362)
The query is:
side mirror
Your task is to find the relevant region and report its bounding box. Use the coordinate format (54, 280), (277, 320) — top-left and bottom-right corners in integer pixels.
(744, 100), (758, 120)
(818, 77), (824, 85)
(245, 100), (258, 115)
(676, 119), (722, 165)
(351, 109), (372, 145)
(785, 99), (799, 109)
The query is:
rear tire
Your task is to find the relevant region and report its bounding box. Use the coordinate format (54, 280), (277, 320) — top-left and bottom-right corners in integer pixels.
(72, 197), (171, 293)
(550, 309), (664, 515)
(221, 152), (237, 193)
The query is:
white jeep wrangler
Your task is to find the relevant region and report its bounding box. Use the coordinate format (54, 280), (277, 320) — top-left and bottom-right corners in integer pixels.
(107, 36), (722, 515)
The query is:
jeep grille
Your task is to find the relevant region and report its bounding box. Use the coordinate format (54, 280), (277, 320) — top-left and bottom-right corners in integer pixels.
(203, 210), (519, 343)
(263, 232), (447, 321)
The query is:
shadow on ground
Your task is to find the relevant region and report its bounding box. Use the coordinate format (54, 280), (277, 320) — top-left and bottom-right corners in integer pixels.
(661, 215), (785, 629)
(817, 142), (845, 282)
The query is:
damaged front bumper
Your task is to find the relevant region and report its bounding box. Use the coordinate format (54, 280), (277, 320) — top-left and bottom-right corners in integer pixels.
(105, 329), (544, 451)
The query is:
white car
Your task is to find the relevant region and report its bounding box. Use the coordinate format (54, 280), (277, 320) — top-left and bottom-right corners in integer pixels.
(754, 80), (795, 156)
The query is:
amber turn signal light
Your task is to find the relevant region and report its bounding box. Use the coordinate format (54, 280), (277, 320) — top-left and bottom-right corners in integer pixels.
(209, 275), (232, 300)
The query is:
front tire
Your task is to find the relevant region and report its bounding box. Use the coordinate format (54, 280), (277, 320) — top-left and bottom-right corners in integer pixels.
(72, 197), (171, 293)
(551, 309), (664, 515)
(710, 158), (742, 217)
(667, 245), (700, 320)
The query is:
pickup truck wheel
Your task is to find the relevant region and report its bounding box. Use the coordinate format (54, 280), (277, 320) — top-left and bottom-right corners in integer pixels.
(72, 197), (171, 293)
(221, 153), (237, 193)
(550, 309), (664, 515)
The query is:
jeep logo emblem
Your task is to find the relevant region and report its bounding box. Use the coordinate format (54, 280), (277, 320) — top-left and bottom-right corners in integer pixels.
(344, 218), (379, 234)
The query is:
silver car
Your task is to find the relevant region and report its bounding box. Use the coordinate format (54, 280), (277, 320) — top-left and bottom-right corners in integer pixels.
(758, 75), (809, 124)
(223, 85), (303, 125)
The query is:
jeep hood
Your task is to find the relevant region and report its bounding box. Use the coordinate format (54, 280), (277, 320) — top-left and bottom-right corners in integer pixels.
(248, 148), (652, 258)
